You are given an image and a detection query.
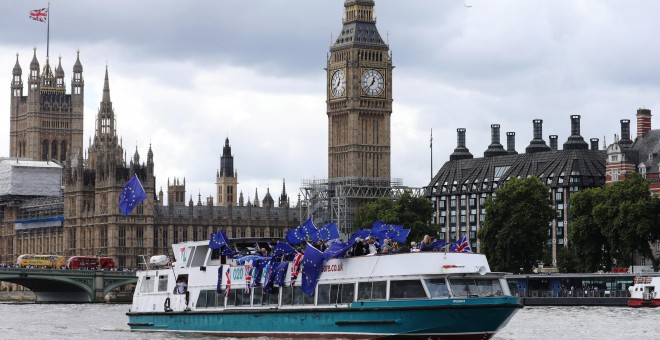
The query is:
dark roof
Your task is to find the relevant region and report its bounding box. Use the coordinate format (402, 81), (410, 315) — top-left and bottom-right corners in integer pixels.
(429, 148), (606, 195)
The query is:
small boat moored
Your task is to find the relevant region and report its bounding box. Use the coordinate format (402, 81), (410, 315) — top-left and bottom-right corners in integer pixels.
(628, 276), (660, 307)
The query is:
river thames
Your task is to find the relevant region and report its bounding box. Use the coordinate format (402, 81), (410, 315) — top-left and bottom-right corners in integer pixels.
(1, 303), (657, 339)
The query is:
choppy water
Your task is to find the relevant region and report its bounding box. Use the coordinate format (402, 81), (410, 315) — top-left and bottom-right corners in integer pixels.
(0, 303), (657, 339)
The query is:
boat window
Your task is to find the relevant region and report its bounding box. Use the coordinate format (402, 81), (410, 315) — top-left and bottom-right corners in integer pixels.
(357, 281), (387, 301)
(261, 288), (279, 306)
(390, 280), (427, 300)
(253, 287), (263, 306)
(197, 290), (207, 308)
(317, 283), (355, 305)
(425, 278), (450, 298)
(140, 276), (154, 293)
(227, 288), (251, 307)
(281, 287), (292, 306)
(449, 277), (503, 297)
(158, 275), (168, 292)
(196, 290), (219, 308)
(190, 245), (208, 267)
(289, 286), (314, 306)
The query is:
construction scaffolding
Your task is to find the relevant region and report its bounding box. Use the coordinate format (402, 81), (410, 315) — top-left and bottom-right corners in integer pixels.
(300, 177), (424, 237)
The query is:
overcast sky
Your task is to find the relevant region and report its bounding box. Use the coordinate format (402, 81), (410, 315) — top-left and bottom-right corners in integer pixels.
(3, 1), (660, 205)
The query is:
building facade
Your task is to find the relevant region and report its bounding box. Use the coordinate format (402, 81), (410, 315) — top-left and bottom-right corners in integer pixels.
(427, 116), (606, 266)
(9, 49), (84, 163)
(2, 60), (299, 269)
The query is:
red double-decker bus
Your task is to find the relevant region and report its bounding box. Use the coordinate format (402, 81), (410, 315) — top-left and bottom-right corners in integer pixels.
(67, 256), (116, 270)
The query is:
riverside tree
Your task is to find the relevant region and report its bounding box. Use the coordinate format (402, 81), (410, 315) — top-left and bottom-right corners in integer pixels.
(478, 176), (554, 273)
(570, 172), (660, 271)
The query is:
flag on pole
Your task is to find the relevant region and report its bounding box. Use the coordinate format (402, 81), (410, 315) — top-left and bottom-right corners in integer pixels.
(118, 174), (148, 216)
(30, 8), (48, 22)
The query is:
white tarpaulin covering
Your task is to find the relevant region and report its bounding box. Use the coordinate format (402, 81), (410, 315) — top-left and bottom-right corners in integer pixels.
(0, 158), (62, 197)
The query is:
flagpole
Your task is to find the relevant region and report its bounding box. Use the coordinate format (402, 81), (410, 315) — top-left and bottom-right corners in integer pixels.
(430, 129), (433, 181)
(46, 2), (50, 58)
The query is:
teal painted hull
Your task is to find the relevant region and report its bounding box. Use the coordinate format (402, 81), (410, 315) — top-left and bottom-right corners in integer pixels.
(127, 297), (522, 339)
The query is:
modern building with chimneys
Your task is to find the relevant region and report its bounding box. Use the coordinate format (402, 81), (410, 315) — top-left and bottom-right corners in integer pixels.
(427, 115), (606, 267)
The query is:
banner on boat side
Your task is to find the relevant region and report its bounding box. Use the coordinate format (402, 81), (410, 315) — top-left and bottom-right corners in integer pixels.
(225, 263), (291, 287)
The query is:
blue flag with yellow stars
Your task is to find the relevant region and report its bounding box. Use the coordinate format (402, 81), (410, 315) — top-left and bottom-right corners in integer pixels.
(273, 261), (290, 287)
(272, 241), (296, 257)
(301, 243), (325, 296)
(318, 222), (340, 242)
(118, 174), (147, 216)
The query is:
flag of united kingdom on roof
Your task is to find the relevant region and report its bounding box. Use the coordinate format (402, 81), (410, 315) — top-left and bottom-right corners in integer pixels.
(30, 8), (48, 22)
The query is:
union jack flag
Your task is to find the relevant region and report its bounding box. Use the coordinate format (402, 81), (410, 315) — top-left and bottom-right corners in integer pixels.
(455, 235), (473, 253)
(224, 268), (231, 298)
(30, 8), (48, 22)
(290, 253), (304, 285)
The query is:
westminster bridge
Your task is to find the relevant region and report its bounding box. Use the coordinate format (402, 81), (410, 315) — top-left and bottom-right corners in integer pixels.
(0, 267), (137, 303)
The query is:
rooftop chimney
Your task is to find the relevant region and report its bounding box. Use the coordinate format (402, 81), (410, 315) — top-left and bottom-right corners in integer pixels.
(636, 108), (652, 138)
(563, 115), (588, 150)
(506, 132), (517, 155)
(590, 138), (600, 151)
(525, 119), (551, 153)
(484, 124), (508, 157)
(549, 135), (558, 151)
(618, 119), (633, 149)
(449, 128), (473, 161)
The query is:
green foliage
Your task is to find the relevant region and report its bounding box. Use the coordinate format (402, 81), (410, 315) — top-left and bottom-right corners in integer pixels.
(570, 172), (660, 271)
(478, 176), (554, 273)
(353, 191), (434, 243)
(556, 247), (578, 273)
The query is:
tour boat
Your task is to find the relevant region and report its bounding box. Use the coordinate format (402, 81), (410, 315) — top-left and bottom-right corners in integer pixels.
(628, 276), (660, 307)
(127, 240), (522, 339)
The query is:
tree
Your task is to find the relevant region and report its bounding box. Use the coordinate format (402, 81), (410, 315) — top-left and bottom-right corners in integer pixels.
(478, 176), (554, 273)
(353, 191), (435, 243)
(571, 172), (660, 270)
(568, 187), (610, 272)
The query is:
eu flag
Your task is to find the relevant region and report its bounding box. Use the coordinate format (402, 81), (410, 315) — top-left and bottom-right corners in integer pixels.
(318, 222), (340, 242)
(118, 174), (147, 216)
(272, 241), (296, 257)
(301, 243), (325, 296)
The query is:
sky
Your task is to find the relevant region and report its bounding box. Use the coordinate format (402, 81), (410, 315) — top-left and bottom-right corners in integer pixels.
(3, 1), (660, 205)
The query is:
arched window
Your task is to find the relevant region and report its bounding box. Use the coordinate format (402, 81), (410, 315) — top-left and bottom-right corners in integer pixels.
(41, 140), (49, 160)
(60, 140), (67, 162)
(51, 140), (58, 160)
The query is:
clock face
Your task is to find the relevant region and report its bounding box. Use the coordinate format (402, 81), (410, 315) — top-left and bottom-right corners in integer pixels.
(331, 69), (346, 97)
(361, 69), (384, 96)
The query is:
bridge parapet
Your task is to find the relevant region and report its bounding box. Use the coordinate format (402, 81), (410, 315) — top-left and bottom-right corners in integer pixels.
(0, 268), (137, 303)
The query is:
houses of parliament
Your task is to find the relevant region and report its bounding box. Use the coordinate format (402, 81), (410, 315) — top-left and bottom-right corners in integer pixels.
(0, 49), (300, 268)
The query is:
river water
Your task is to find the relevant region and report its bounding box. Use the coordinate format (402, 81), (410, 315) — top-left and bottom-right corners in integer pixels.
(0, 303), (657, 339)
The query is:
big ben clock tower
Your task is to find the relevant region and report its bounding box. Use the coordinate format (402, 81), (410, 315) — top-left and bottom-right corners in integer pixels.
(327, 0), (393, 181)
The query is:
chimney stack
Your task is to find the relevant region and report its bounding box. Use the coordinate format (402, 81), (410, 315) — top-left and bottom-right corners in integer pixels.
(449, 128), (473, 161)
(637, 108), (652, 138)
(618, 119), (633, 149)
(590, 138), (600, 151)
(525, 119), (551, 153)
(506, 132), (517, 155)
(549, 135), (558, 151)
(563, 115), (588, 150)
(484, 124), (508, 157)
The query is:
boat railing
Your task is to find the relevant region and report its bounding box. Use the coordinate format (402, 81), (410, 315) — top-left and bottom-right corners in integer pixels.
(633, 277), (653, 284)
(517, 289), (630, 298)
(642, 292), (655, 300)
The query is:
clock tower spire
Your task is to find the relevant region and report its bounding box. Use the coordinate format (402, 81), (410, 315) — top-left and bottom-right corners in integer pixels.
(327, 0), (392, 181)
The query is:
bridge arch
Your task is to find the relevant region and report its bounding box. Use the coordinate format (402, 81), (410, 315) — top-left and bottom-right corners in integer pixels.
(0, 268), (136, 303)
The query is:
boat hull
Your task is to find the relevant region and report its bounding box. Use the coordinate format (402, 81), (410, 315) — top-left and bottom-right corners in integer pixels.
(628, 298), (660, 307)
(127, 297), (522, 339)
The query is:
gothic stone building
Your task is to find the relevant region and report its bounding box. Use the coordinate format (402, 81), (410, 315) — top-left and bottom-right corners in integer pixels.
(427, 116), (606, 267)
(2, 52), (298, 269)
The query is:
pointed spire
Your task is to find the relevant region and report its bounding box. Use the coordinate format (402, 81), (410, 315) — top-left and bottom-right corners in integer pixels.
(55, 56), (64, 77)
(102, 65), (111, 103)
(13, 52), (22, 76)
(30, 47), (39, 70)
(73, 49), (83, 73)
